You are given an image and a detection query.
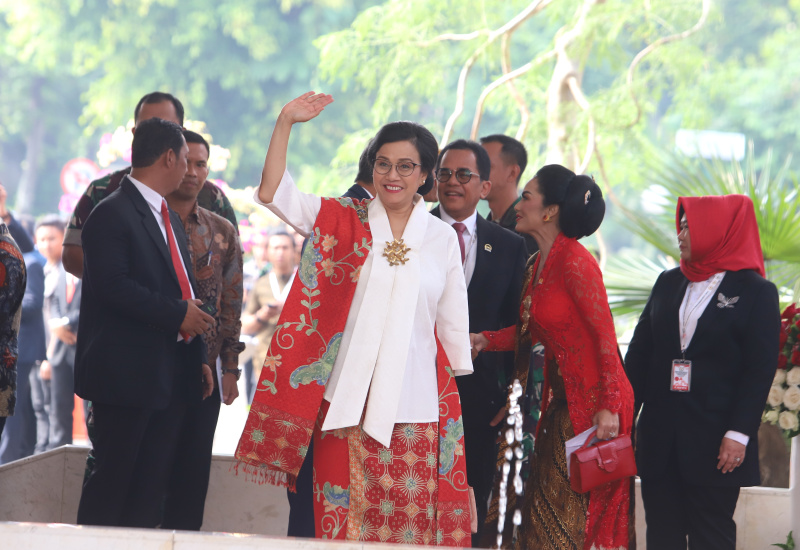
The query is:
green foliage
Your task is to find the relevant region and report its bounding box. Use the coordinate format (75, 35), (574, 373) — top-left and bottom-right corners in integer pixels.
(1, 0), (800, 224)
(0, 0), (380, 214)
(604, 254), (676, 319)
(772, 530), (795, 550)
(315, 0), (712, 191)
(607, 145), (800, 318)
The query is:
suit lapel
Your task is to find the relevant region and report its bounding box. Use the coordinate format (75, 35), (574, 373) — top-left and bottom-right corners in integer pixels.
(688, 272), (741, 354)
(121, 177), (180, 289)
(469, 215), (492, 293)
(54, 267), (67, 317)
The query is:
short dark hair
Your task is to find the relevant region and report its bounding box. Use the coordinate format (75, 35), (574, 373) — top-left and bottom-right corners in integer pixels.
(134, 92), (185, 126)
(480, 134), (528, 183)
(34, 215), (65, 234)
(183, 130), (210, 157)
(436, 139), (491, 182)
(268, 230), (296, 250)
(355, 139), (374, 184)
(533, 164), (605, 240)
(131, 118), (186, 169)
(367, 122), (438, 195)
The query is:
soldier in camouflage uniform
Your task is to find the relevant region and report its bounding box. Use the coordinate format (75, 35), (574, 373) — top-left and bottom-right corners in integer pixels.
(62, 91), (237, 278)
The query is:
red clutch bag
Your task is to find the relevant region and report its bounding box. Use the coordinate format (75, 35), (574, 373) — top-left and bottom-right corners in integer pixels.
(569, 433), (637, 494)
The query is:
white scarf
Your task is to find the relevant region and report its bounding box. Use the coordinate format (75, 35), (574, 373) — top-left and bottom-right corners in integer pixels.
(321, 195), (428, 447)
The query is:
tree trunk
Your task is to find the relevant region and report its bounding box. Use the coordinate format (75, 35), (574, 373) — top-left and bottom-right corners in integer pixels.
(15, 78), (45, 216)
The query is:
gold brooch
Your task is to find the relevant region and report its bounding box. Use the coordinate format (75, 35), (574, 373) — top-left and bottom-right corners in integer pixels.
(383, 238), (410, 266)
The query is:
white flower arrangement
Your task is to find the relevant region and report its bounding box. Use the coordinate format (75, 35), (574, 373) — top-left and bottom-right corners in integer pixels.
(762, 304), (800, 439)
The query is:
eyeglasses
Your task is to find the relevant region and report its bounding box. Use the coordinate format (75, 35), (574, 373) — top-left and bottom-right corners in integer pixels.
(436, 168), (479, 184)
(373, 159), (421, 177)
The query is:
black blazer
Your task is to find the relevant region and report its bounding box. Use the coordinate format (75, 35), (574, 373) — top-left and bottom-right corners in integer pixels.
(431, 207), (527, 418)
(341, 184), (372, 200)
(47, 264), (81, 369)
(625, 268), (779, 486)
(75, 177), (206, 410)
(19, 250), (47, 366)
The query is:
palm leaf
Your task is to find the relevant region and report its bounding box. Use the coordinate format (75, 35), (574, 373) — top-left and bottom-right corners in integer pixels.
(607, 144), (800, 317)
(604, 255), (677, 318)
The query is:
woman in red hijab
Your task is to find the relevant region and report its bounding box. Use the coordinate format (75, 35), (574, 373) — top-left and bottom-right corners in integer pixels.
(625, 194), (780, 550)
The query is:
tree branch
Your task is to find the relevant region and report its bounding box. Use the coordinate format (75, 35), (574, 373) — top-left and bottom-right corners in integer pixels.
(416, 30), (489, 46)
(544, 0), (601, 166)
(566, 75), (596, 174)
(440, 0), (555, 145)
(469, 48), (557, 140)
(625, 0), (711, 127)
(501, 33), (531, 142)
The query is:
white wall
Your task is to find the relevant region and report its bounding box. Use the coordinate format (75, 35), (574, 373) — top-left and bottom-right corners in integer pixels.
(0, 445), (793, 548)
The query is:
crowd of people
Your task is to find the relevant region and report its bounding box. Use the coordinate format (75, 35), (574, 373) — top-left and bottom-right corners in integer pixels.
(0, 89), (780, 550)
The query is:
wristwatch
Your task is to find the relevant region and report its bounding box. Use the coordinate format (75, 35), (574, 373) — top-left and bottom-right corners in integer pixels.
(222, 367), (242, 380)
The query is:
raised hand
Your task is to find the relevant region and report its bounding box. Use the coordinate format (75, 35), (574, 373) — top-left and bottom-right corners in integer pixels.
(257, 91), (335, 205)
(279, 91), (334, 125)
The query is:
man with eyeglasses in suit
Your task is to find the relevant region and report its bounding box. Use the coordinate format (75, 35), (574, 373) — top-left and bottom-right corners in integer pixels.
(430, 139), (527, 546)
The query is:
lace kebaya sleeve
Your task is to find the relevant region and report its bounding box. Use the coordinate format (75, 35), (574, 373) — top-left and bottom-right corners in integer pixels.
(481, 325), (516, 352)
(563, 249), (623, 413)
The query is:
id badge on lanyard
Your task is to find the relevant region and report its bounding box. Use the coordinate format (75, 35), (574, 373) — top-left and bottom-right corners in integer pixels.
(671, 360), (691, 392)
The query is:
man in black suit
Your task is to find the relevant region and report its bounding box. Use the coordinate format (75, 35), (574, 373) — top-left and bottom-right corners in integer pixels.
(479, 134), (537, 254)
(341, 140), (375, 200)
(30, 217), (81, 452)
(431, 139), (527, 546)
(75, 118), (215, 528)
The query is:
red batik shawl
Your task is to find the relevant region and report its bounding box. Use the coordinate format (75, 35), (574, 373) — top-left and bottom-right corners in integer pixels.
(484, 233), (634, 550)
(312, 336), (471, 546)
(235, 197), (471, 545)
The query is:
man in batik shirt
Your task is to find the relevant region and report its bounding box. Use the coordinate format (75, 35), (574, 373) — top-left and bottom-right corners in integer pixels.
(0, 221), (27, 439)
(62, 91), (237, 278)
(160, 130), (244, 530)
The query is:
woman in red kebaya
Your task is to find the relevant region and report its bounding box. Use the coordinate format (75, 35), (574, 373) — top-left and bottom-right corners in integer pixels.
(472, 164), (634, 549)
(625, 195), (779, 550)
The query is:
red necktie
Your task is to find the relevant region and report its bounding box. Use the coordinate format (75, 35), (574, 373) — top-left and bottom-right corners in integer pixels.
(161, 200), (193, 340)
(66, 275), (76, 304)
(453, 222), (467, 264)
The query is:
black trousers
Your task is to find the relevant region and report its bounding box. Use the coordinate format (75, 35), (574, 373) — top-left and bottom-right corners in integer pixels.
(286, 437), (316, 537)
(463, 420), (498, 547)
(161, 392), (221, 530)
(641, 451), (740, 550)
(77, 399), (188, 528)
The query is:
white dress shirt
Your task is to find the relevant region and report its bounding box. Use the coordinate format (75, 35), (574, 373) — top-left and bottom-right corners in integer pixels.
(254, 170), (472, 447)
(128, 176), (195, 342)
(437, 208), (478, 287)
(678, 271), (748, 446)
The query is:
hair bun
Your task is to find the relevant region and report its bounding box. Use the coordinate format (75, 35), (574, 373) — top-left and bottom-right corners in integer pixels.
(560, 175), (605, 239)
